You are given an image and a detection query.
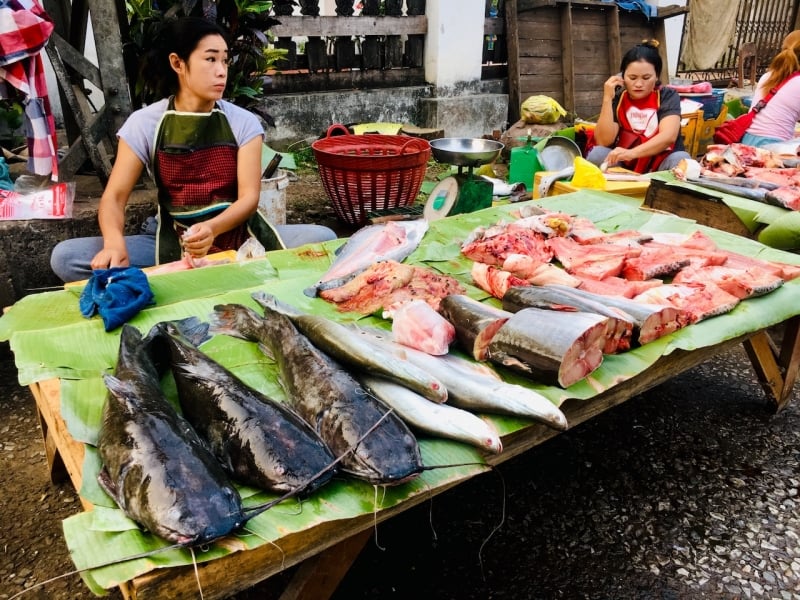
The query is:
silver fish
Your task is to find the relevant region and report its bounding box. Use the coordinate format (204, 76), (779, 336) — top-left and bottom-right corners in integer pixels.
(359, 375), (503, 454)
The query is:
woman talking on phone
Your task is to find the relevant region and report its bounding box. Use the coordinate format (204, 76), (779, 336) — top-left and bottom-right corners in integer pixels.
(587, 40), (691, 174)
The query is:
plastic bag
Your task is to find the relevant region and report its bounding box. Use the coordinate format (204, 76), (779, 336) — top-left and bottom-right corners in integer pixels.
(0, 181), (75, 220)
(521, 95), (567, 124)
(571, 156), (606, 189)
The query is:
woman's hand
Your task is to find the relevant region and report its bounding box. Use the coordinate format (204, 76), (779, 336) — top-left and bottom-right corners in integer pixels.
(90, 246), (129, 271)
(604, 146), (637, 168)
(181, 223), (215, 258)
(603, 73), (624, 100)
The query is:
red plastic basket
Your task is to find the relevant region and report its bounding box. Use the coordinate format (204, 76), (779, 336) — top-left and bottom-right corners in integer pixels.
(312, 124), (431, 226)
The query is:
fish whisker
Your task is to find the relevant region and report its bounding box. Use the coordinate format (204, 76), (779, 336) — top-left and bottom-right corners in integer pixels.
(242, 409), (397, 518)
(189, 546), (205, 600)
(372, 484), (386, 552)
(478, 466), (506, 581)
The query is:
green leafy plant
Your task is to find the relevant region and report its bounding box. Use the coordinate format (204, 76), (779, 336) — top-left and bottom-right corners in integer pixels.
(0, 99), (24, 147)
(124, 0), (287, 126)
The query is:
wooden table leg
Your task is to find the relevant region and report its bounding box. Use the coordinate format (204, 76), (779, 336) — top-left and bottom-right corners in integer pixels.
(278, 529), (372, 600)
(743, 316), (800, 413)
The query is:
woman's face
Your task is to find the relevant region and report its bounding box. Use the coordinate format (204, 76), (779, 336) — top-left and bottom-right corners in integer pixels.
(622, 59), (658, 100)
(173, 33), (229, 104)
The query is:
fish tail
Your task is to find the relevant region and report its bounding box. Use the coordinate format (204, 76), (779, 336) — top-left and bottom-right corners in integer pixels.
(168, 316), (212, 347)
(209, 304), (263, 342)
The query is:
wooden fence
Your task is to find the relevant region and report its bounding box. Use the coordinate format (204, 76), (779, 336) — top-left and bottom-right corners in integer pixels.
(676, 0), (799, 84)
(266, 0), (507, 93)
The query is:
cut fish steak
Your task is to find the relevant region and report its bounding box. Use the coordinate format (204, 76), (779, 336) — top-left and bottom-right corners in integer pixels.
(487, 307), (609, 388)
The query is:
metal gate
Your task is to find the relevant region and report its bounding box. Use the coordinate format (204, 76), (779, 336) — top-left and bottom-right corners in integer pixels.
(676, 0), (799, 84)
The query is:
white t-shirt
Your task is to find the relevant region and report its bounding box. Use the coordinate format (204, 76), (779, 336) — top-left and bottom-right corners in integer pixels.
(748, 72), (800, 141)
(117, 98), (265, 171)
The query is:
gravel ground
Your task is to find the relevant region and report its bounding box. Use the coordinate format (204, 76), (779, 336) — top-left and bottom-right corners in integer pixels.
(3, 342), (800, 599)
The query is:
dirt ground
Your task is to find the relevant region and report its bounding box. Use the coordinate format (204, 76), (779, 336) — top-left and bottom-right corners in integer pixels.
(2, 164), (800, 599)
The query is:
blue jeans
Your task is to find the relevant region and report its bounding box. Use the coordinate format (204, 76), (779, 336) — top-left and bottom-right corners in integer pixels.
(741, 132), (783, 148)
(586, 146), (692, 172)
(50, 217), (337, 283)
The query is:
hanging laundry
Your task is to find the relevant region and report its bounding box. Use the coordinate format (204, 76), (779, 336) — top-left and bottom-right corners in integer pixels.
(0, 0), (58, 178)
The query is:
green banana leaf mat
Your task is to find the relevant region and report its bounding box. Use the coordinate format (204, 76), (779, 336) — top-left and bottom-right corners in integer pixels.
(1, 192), (799, 593)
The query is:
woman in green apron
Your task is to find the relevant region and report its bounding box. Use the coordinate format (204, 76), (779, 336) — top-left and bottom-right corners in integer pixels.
(50, 17), (336, 282)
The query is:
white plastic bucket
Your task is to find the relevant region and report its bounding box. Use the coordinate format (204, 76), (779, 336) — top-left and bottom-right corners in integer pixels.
(259, 169), (288, 225)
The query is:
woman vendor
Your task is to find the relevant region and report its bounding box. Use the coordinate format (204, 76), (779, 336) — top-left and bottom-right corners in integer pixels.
(50, 17), (336, 283)
(587, 40), (691, 174)
(741, 30), (800, 148)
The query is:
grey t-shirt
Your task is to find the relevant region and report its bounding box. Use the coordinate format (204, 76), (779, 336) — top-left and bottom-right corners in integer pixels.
(117, 98), (265, 173)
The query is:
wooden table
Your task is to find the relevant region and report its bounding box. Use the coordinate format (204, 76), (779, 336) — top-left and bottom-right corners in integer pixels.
(645, 176), (756, 238)
(30, 316), (800, 600)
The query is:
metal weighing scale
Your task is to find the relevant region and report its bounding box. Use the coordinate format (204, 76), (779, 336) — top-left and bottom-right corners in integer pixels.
(426, 138), (504, 221)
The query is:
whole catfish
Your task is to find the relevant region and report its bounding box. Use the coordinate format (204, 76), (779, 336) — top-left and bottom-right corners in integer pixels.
(210, 303), (424, 485)
(97, 324), (245, 546)
(154, 321), (337, 495)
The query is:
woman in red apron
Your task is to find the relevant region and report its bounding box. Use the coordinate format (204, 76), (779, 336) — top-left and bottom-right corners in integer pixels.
(50, 17), (336, 282)
(587, 40), (690, 174)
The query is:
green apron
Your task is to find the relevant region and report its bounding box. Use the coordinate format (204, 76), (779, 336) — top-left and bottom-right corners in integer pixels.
(152, 99), (284, 263)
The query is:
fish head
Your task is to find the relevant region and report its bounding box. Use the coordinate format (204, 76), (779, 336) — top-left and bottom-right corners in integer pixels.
(153, 485), (245, 546)
(345, 427), (424, 486)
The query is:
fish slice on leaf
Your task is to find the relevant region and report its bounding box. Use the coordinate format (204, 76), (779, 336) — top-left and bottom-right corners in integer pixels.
(97, 324), (245, 546)
(153, 321), (337, 495)
(304, 219), (428, 297)
(210, 302), (424, 485)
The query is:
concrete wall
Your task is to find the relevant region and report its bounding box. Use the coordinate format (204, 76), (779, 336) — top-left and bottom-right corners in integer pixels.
(263, 0), (510, 148)
(263, 80), (509, 150)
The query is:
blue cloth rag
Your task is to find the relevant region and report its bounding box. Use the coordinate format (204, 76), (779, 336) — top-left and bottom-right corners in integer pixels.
(79, 267), (155, 331)
(601, 0), (654, 18)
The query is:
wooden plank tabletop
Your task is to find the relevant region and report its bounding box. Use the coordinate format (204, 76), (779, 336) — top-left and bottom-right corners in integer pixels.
(30, 319), (800, 599)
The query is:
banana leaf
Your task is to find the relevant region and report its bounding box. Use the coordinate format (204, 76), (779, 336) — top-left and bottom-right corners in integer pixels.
(2, 193), (800, 591)
(649, 172), (795, 238)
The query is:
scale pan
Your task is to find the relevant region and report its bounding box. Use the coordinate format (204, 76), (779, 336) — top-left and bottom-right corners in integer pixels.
(430, 138), (504, 167)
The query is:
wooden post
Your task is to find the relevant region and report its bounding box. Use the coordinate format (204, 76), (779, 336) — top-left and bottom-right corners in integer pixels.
(505, 0), (520, 124)
(560, 3), (575, 113)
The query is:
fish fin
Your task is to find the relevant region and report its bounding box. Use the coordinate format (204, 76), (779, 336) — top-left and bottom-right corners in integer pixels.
(102, 373), (132, 399)
(252, 290), (303, 318)
(168, 316), (212, 347)
(208, 304), (257, 341)
(256, 341), (276, 361)
(96, 467), (121, 505)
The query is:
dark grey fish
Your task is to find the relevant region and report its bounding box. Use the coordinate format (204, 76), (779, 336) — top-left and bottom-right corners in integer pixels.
(210, 303), (424, 485)
(97, 324), (245, 546)
(154, 321), (337, 495)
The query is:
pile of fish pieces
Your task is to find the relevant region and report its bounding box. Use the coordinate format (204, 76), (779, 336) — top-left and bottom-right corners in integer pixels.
(673, 143), (800, 210)
(452, 209), (800, 389)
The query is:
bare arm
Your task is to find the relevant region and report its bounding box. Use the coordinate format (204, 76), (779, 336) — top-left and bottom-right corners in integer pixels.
(593, 74), (623, 147)
(90, 140), (145, 270)
(180, 135), (263, 258)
